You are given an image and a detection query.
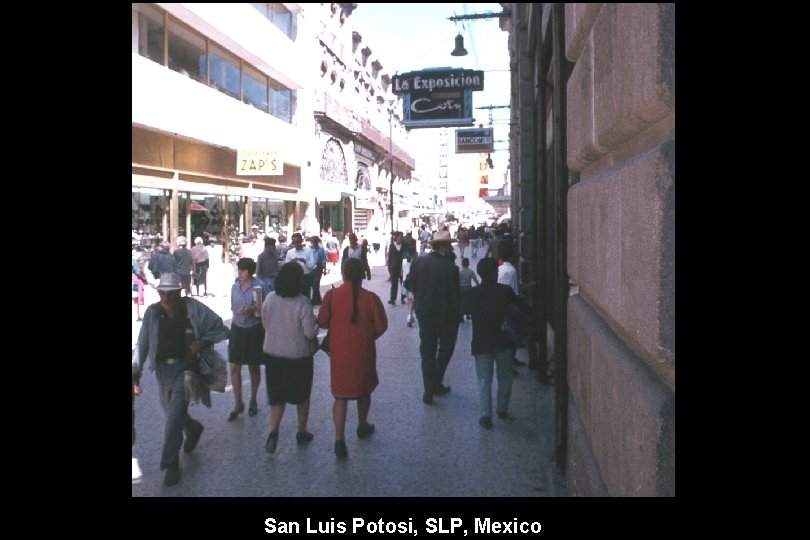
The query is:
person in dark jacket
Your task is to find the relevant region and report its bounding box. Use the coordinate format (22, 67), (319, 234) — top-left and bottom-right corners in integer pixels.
(405, 230), (460, 405)
(466, 257), (532, 429)
(385, 232), (405, 306)
(173, 236), (193, 296)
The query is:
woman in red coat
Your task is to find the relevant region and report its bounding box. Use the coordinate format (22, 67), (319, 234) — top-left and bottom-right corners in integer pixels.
(317, 257), (388, 459)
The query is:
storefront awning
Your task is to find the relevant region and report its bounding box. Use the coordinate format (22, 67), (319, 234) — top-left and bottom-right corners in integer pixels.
(315, 184), (355, 202)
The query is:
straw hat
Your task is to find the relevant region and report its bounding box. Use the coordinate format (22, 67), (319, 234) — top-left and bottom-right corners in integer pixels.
(429, 230), (453, 245)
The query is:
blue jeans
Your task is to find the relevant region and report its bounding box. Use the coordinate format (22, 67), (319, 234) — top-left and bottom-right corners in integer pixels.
(416, 316), (459, 393)
(474, 349), (513, 419)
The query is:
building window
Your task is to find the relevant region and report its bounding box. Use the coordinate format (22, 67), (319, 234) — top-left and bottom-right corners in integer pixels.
(243, 63), (268, 112)
(135, 3), (165, 64)
(321, 138), (348, 186)
(250, 3), (295, 39)
(206, 44), (241, 99)
(134, 3), (294, 122)
(269, 78), (292, 123)
(168, 18), (206, 81)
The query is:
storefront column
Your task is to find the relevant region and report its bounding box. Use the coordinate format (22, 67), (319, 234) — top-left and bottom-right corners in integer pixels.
(223, 195), (230, 263)
(184, 191), (192, 241)
(245, 187), (253, 236)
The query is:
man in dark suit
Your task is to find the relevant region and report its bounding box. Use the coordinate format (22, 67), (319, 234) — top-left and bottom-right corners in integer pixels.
(405, 231), (461, 405)
(385, 231), (405, 306)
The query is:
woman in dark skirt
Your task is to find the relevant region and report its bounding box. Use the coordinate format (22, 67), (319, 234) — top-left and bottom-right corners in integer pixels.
(228, 257), (267, 421)
(260, 262), (320, 453)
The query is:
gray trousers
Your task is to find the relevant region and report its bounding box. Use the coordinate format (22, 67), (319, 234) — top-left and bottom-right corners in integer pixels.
(155, 362), (199, 470)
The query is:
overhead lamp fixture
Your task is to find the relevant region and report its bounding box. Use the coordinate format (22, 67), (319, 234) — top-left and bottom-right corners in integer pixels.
(447, 9), (511, 23)
(451, 33), (468, 56)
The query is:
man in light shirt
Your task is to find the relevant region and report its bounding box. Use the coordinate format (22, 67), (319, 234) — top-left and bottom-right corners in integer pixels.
(285, 232), (314, 298)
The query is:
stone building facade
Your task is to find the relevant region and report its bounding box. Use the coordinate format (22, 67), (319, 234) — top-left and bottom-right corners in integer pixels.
(505, 3), (675, 496)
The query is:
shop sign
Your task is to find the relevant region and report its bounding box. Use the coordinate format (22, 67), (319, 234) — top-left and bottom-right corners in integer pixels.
(354, 143), (378, 162)
(456, 128), (493, 154)
(392, 69), (484, 94)
(237, 149), (282, 176)
(401, 90), (474, 129)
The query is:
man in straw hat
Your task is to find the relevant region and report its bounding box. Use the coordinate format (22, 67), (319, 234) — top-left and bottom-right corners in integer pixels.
(404, 230), (461, 405)
(132, 273), (230, 486)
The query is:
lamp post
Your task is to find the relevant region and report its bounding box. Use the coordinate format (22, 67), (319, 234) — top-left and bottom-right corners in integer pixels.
(388, 107), (394, 234)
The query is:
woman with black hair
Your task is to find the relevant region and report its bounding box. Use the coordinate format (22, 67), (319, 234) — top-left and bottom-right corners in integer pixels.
(260, 262), (319, 453)
(228, 257), (267, 421)
(317, 257), (388, 459)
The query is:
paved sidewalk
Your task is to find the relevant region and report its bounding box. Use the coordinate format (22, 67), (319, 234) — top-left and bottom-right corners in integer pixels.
(132, 256), (558, 496)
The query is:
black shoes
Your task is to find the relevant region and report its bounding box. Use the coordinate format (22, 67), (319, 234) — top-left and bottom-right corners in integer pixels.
(296, 431), (314, 445)
(497, 411), (508, 420)
(433, 384), (451, 396)
(388, 300), (396, 306)
(512, 358), (526, 366)
(265, 430), (278, 453)
(422, 392), (433, 405)
(248, 402), (258, 416)
(335, 440), (348, 459)
(183, 422), (204, 454)
(479, 417), (493, 430)
(357, 423), (375, 439)
(164, 464), (181, 486)
(228, 402), (245, 421)
(401, 297), (406, 304)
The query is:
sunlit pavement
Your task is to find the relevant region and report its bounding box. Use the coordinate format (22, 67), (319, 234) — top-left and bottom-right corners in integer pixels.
(132, 254), (560, 497)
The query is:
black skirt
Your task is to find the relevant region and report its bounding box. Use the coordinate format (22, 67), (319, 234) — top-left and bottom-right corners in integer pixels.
(228, 324), (267, 366)
(265, 355), (313, 405)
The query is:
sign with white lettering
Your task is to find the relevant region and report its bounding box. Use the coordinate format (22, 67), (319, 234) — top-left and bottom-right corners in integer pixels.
(401, 90), (474, 129)
(236, 149), (282, 176)
(392, 69), (484, 95)
(455, 128), (494, 154)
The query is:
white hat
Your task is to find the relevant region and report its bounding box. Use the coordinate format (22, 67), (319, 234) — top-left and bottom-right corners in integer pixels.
(430, 231), (452, 245)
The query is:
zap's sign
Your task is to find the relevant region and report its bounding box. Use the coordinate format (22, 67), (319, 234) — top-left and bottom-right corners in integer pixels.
(237, 149), (282, 176)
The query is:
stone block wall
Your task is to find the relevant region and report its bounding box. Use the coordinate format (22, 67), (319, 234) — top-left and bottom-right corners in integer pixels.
(563, 3), (675, 496)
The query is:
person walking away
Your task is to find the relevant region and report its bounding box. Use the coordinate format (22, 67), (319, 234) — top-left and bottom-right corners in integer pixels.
(341, 233), (367, 274)
(256, 236), (279, 292)
(132, 273), (230, 486)
(456, 226), (469, 259)
(260, 262), (319, 453)
(227, 258), (268, 421)
(309, 235), (327, 305)
(317, 258), (388, 459)
(458, 257), (480, 322)
(324, 230), (340, 272)
(406, 231), (461, 404)
(419, 225), (431, 254)
(467, 257), (533, 428)
(132, 251), (148, 321)
(385, 232), (405, 306)
(148, 241), (175, 281)
(190, 237), (210, 296)
(173, 236), (193, 296)
(469, 226), (481, 259)
(276, 234), (290, 262)
(360, 238), (372, 279)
